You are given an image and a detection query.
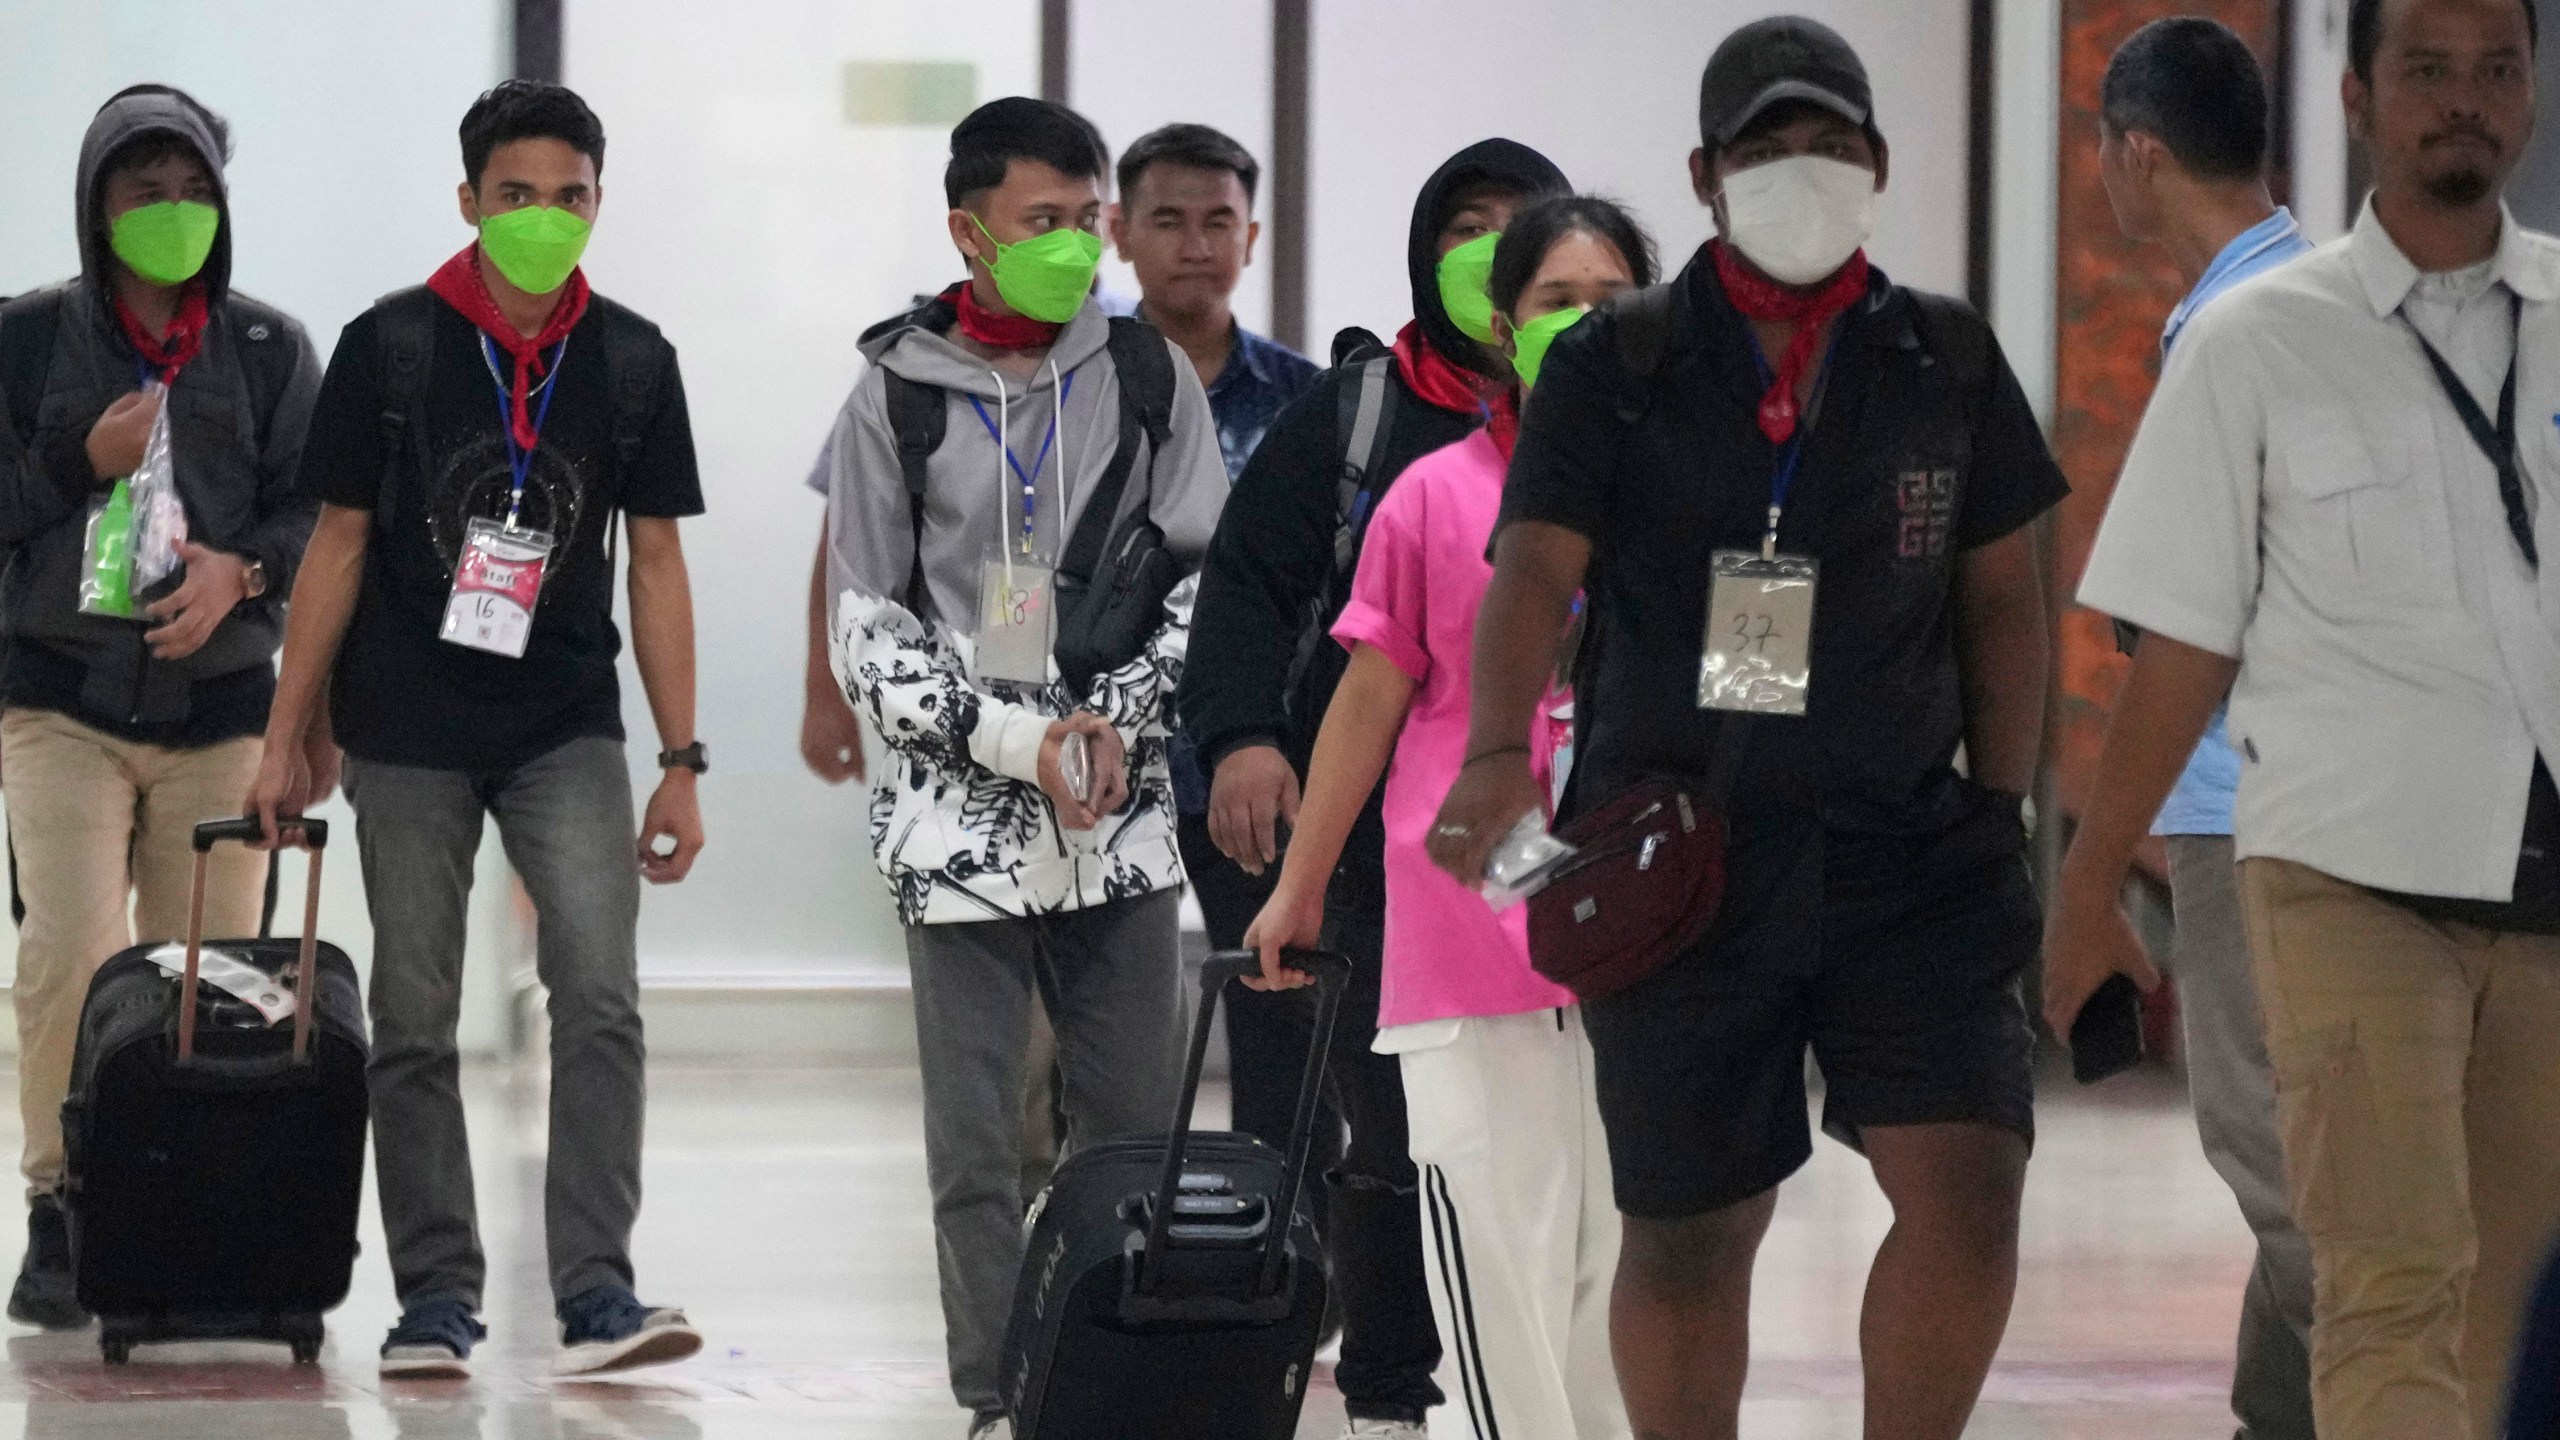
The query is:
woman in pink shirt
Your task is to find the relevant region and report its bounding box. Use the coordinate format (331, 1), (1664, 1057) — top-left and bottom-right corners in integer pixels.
(1246, 196), (1654, 1440)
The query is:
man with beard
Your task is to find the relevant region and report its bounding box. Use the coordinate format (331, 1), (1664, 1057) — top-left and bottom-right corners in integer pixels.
(2055, 1), (2558, 1434)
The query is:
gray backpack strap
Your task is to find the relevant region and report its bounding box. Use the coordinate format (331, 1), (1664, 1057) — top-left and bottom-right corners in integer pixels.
(1331, 354), (1396, 571)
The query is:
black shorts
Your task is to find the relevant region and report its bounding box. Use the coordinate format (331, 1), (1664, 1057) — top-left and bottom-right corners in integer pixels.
(1583, 792), (2040, 1220)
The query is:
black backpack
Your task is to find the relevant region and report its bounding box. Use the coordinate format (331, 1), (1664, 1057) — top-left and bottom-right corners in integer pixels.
(369, 285), (666, 565)
(868, 297), (1180, 690)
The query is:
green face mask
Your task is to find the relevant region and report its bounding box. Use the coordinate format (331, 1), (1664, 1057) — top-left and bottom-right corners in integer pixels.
(109, 201), (220, 287)
(1509, 304), (1590, 390)
(478, 205), (592, 295)
(1437, 232), (1503, 345)
(971, 216), (1103, 325)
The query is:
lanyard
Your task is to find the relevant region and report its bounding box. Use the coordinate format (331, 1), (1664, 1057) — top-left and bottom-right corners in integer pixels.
(1744, 332), (1839, 560)
(479, 334), (567, 530)
(2403, 292), (2534, 569)
(969, 372), (1073, 557)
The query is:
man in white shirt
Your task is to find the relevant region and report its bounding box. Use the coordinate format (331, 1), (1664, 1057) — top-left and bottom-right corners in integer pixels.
(2052, 1), (2555, 1436)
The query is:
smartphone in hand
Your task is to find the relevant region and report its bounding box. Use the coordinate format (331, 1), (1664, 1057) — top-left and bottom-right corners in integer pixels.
(2070, 973), (2146, 1085)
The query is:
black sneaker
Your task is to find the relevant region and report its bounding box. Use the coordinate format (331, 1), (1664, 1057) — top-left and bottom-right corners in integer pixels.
(553, 1284), (702, 1376)
(7, 1194), (89, 1331)
(379, 1298), (485, 1380)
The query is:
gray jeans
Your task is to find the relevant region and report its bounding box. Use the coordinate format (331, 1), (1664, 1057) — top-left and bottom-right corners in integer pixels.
(905, 889), (1185, 1423)
(344, 736), (646, 1312)
(2167, 834), (2317, 1440)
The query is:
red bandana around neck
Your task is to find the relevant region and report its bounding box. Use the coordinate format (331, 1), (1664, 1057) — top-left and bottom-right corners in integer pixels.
(1712, 239), (1871, 445)
(115, 282), (210, 382)
(1485, 386), (1522, 461)
(949, 281), (1062, 352)
(1391, 321), (1490, 418)
(427, 244), (591, 452)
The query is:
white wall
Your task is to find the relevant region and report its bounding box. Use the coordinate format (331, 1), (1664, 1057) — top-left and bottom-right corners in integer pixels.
(1300, 0), (1976, 349)
(1992, 0), (2061, 424)
(1073, 0), (1277, 334)
(2293, 0), (2357, 243)
(564, 0), (1040, 983)
(0, 0), (520, 1050)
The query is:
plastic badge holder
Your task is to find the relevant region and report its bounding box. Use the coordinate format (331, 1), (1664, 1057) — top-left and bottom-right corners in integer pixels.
(1481, 810), (1578, 913)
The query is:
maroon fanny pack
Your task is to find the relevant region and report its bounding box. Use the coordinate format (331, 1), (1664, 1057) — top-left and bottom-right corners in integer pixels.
(1527, 719), (1752, 1002)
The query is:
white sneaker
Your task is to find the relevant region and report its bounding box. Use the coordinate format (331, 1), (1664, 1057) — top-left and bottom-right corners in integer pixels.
(1343, 1420), (1429, 1439)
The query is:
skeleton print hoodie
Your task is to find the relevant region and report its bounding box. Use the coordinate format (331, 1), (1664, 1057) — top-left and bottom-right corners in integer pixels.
(816, 294), (1228, 925)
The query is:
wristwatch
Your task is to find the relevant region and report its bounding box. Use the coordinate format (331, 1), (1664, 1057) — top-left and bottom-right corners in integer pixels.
(241, 557), (268, 600)
(659, 742), (709, 775)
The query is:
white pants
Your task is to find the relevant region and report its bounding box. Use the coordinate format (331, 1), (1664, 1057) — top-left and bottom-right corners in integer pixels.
(1389, 1007), (1628, 1440)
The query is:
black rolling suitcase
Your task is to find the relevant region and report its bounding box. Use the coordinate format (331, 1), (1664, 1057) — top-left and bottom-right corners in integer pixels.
(62, 817), (369, 1364)
(1001, 947), (1350, 1438)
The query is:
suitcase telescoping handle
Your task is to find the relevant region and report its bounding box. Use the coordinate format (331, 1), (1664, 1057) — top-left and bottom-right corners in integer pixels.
(178, 817), (329, 1066)
(1140, 948), (1353, 1299)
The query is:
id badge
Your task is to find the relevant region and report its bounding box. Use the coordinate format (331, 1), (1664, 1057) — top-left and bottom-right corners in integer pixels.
(1698, 550), (1817, 715)
(977, 555), (1055, 685)
(441, 516), (554, 659)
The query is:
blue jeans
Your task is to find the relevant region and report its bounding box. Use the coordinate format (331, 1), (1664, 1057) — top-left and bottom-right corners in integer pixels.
(344, 735), (645, 1311)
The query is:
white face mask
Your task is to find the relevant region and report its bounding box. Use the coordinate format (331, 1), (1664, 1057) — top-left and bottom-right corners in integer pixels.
(1719, 154), (1878, 286)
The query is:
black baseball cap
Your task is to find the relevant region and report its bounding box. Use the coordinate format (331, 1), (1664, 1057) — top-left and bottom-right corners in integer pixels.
(1698, 16), (1875, 149)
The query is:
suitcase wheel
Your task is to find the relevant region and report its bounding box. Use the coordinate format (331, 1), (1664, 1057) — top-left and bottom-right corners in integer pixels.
(99, 1317), (139, 1365)
(285, 1313), (324, 1365)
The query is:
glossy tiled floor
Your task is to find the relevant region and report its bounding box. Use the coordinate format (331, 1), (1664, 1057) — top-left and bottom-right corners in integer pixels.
(0, 1060), (2253, 1438)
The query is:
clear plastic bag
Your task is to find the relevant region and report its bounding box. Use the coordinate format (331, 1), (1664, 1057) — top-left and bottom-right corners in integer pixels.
(126, 382), (187, 595)
(1481, 810), (1578, 913)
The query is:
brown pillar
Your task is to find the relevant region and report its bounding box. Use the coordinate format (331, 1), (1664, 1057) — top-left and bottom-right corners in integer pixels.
(2050, 0), (2286, 829)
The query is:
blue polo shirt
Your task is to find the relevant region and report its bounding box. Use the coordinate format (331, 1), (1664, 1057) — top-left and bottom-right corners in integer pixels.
(1153, 315), (1318, 813)
(2152, 207), (2314, 837)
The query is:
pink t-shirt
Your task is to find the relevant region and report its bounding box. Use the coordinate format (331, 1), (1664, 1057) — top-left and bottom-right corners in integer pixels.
(1331, 430), (1574, 1029)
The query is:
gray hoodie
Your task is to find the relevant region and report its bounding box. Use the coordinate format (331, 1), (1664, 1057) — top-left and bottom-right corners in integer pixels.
(816, 298), (1229, 925)
(0, 85), (320, 732)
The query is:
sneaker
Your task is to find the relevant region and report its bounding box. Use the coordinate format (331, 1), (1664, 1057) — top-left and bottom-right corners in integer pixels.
(967, 1419), (1013, 1440)
(380, 1298), (485, 1379)
(7, 1195), (89, 1331)
(1342, 1420), (1429, 1439)
(553, 1284), (703, 1376)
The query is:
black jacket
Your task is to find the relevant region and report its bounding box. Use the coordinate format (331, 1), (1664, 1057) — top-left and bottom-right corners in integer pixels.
(0, 87), (320, 735)
(1179, 139), (1566, 896)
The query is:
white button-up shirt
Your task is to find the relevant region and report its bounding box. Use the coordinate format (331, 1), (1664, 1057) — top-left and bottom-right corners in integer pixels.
(2079, 201), (2560, 900)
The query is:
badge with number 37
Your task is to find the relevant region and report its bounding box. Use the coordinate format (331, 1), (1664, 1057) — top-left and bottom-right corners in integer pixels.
(1698, 550), (1816, 715)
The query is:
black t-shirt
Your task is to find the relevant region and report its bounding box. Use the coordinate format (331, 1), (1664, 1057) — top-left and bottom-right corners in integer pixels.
(299, 295), (702, 771)
(1500, 250), (2067, 841)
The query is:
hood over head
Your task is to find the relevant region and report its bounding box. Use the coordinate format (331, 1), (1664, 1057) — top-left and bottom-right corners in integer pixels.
(77, 84), (235, 302)
(1406, 138), (1569, 377)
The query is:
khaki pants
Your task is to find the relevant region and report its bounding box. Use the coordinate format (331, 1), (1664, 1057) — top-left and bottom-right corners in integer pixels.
(0, 709), (265, 1195)
(2241, 857), (2560, 1440)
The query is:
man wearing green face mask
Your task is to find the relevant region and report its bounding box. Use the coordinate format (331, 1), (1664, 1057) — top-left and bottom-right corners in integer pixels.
(808, 96), (1231, 1440)
(0, 84), (321, 1332)
(249, 79), (707, 1384)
